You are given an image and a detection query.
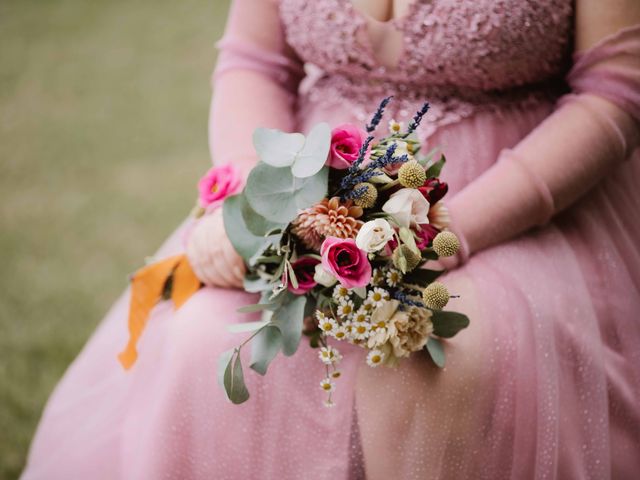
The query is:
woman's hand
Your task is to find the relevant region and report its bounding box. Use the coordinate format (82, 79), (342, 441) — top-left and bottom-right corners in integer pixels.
(186, 208), (246, 289)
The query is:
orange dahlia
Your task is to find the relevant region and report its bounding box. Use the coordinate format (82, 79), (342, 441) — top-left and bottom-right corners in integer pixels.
(291, 197), (364, 250)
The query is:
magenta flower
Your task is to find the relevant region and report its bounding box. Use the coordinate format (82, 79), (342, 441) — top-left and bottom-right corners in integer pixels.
(287, 257), (321, 295)
(197, 164), (243, 209)
(320, 237), (371, 289)
(415, 224), (440, 250)
(418, 178), (448, 204)
(327, 124), (368, 170)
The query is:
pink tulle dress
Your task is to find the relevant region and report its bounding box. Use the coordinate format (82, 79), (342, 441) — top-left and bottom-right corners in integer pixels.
(22, 1), (640, 479)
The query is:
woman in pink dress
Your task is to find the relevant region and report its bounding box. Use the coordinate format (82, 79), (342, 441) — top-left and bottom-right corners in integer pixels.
(22, 0), (640, 478)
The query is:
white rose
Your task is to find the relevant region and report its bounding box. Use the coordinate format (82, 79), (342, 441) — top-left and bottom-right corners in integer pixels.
(355, 219), (395, 252)
(314, 263), (337, 287)
(382, 188), (430, 228)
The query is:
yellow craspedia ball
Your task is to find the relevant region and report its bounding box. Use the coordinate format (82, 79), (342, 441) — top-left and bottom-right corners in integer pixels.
(398, 160), (427, 189)
(432, 231), (460, 257)
(353, 182), (378, 208)
(422, 282), (450, 310)
(392, 245), (421, 273)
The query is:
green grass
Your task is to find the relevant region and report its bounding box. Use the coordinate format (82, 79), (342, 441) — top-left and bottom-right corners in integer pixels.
(0, 1), (230, 477)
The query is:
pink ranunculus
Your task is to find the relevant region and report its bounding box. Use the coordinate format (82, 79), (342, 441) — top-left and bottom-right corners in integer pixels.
(415, 224), (440, 250)
(287, 257), (321, 295)
(320, 237), (372, 289)
(197, 164), (243, 209)
(327, 123), (368, 170)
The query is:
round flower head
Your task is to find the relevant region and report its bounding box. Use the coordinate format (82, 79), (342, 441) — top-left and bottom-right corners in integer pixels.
(337, 300), (355, 319)
(320, 237), (372, 289)
(355, 219), (394, 253)
(366, 349), (385, 367)
(368, 287), (389, 307)
(332, 326), (348, 341)
(385, 268), (402, 287)
(352, 307), (369, 324)
(388, 119), (403, 134)
(352, 320), (372, 340)
(398, 160), (427, 189)
(318, 316), (339, 335)
(332, 284), (351, 302)
(423, 282), (450, 310)
(432, 231), (461, 257)
(353, 182), (378, 208)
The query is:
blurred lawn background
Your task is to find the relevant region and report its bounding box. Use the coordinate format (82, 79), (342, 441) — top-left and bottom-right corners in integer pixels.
(0, 0), (230, 477)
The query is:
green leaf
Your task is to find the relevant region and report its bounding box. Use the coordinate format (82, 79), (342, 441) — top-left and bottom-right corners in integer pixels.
(403, 268), (444, 286)
(243, 275), (272, 293)
(271, 296), (307, 356)
(426, 337), (446, 368)
(425, 154), (446, 178)
(245, 163), (329, 224)
(223, 350), (251, 404)
(241, 196), (285, 237)
(217, 349), (235, 392)
(431, 310), (470, 338)
(250, 325), (283, 375)
(223, 194), (266, 262)
(236, 303), (273, 314)
(227, 319), (271, 333)
(286, 261), (299, 290)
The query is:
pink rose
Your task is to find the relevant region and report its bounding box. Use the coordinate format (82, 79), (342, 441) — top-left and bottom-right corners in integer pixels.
(327, 124), (368, 170)
(287, 257), (321, 295)
(320, 237), (371, 289)
(197, 164), (243, 209)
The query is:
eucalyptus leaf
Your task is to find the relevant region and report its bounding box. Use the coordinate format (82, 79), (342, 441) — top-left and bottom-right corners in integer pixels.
(431, 310), (470, 338)
(236, 303), (273, 314)
(250, 325), (283, 375)
(426, 337), (446, 368)
(243, 275), (272, 293)
(286, 261), (299, 290)
(223, 351), (250, 404)
(223, 194), (266, 262)
(253, 128), (305, 168)
(241, 196), (285, 237)
(290, 122), (331, 178)
(217, 349), (235, 393)
(271, 296), (307, 356)
(227, 319), (271, 333)
(245, 163), (329, 223)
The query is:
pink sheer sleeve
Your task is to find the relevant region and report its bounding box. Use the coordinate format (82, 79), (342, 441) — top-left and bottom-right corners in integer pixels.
(447, 24), (640, 262)
(208, 0), (304, 177)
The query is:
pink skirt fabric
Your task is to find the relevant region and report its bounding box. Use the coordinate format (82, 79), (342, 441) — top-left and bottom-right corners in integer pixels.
(22, 101), (640, 479)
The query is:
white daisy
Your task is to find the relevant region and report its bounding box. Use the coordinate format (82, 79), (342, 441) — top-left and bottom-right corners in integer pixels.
(352, 320), (371, 341)
(319, 346), (342, 365)
(366, 349), (385, 367)
(320, 378), (335, 392)
(368, 287), (389, 307)
(361, 299), (375, 314)
(385, 268), (402, 287)
(332, 285), (351, 302)
(388, 119), (403, 134)
(332, 326), (349, 341)
(352, 307), (369, 324)
(318, 316), (339, 335)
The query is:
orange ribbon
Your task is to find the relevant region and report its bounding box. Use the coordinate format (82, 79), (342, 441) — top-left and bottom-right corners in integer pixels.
(118, 254), (201, 370)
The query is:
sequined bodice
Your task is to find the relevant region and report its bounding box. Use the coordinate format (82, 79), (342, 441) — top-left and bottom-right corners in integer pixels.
(279, 0), (574, 134)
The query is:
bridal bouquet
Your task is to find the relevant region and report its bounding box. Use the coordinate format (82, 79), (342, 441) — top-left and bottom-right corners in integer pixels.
(119, 97), (470, 407)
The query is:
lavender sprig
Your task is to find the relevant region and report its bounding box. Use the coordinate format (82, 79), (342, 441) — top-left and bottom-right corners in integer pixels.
(366, 96), (393, 133)
(406, 102), (430, 134)
(394, 290), (425, 308)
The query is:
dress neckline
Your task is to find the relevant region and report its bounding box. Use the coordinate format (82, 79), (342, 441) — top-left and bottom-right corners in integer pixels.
(342, 0), (424, 70)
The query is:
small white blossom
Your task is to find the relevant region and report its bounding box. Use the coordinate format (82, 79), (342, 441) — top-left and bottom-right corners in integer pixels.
(368, 287), (389, 307)
(332, 284), (351, 302)
(385, 268), (402, 287)
(320, 378), (335, 392)
(314, 263), (337, 287)
(318, 316), (338, 334)
(388, 119), (403, 134)
(332, 326), (349, 341)
(366, 349), (385, 367)
(319, 346), (342, 365)
(351, 321), (371, 341)
(337, 300), (355, 318)
(355, 219), (395, 253)
(361, 299), (375, 313)
(352, 307), (369, 324)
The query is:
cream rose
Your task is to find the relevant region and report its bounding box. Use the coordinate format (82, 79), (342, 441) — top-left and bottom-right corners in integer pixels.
(355, 219), (395, 252)
(313, 263), (338, 287)
(382, 188), (430, 228)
